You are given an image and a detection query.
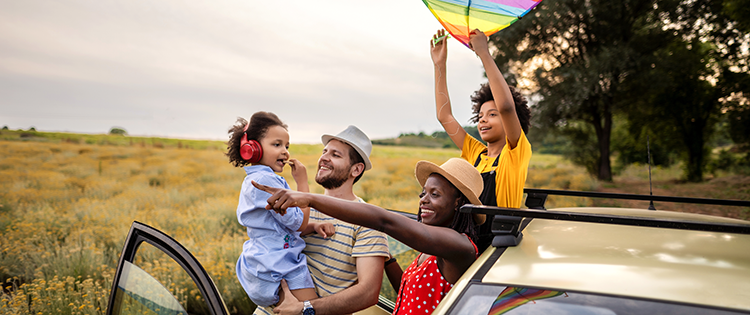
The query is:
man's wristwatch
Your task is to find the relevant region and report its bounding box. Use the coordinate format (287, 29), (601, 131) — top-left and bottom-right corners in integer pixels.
(302, 300), (315, 315)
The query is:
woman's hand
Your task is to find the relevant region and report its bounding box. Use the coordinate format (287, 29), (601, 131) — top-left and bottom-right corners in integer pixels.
(252, 180), (313, 211)
(430, 29), (448, 66)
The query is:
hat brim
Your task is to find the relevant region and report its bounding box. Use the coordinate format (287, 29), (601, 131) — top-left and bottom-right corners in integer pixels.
(415, 160), (486, 225)
(321, 134), (372, 171)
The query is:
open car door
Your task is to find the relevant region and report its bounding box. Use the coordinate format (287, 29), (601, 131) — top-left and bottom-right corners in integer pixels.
(108, 214), (421, 315)
(107, 221), (229, 315)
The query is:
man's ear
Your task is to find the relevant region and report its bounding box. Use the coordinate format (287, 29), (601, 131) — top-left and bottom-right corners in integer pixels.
(350, 163), (365, 178)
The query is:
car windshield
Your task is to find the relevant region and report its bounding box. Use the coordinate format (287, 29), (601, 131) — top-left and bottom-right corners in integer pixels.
(447, 284), (748, 315)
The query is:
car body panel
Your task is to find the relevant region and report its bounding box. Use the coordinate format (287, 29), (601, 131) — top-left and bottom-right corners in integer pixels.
(433, 246), (500, 314)
(434, 207), (750, 314)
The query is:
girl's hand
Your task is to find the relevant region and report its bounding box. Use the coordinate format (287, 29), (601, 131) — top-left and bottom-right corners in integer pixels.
(288, 159), (309, 192)
(288, 159), (307, 181)
(252, 180), (312, 211)
(430, 29), (448, 66)
(315, 222), (335, 238)
(468, 29), (490, 57)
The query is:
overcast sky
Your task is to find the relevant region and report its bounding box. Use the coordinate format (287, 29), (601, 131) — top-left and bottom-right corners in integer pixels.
(0, 0), (488, 143)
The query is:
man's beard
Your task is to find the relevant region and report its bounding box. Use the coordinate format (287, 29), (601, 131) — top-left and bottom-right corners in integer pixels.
(315, 165), (349, 189)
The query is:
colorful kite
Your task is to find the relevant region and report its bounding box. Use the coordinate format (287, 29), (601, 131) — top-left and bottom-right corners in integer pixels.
(487, 287), (565, 315)
(423, 0), (542, 47)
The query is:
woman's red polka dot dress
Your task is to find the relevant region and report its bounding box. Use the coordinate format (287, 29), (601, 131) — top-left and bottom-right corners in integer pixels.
(393, 237), (477, 314)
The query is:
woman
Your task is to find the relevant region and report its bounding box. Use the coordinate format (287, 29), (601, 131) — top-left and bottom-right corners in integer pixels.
(253, 158), (484, 314)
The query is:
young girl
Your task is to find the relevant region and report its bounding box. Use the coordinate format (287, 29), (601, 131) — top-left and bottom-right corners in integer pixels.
(226, 111), (333, 307)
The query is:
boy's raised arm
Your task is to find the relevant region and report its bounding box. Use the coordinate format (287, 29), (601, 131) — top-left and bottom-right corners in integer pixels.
(469, 29), (523, 149)
(431, 29), (468, 148)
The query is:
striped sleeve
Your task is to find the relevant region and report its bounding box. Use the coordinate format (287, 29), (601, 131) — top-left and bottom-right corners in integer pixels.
(352, 226), (389, 257)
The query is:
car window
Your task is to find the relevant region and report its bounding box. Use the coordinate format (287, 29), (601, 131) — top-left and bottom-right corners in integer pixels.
(107, 222), (228, 315)
(447, 284), (748, 315)
(111, 242), (211, 315)
(112, 260), (188, 315)
(379, 235), (419, 302)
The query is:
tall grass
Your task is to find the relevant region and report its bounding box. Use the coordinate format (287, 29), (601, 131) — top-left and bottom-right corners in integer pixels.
(0, 139), (596, 314)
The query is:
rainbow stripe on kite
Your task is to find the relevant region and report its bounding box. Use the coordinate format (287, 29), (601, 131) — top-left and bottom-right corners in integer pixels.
(488, 287), (565, 315)
(422, 0), (542, 47)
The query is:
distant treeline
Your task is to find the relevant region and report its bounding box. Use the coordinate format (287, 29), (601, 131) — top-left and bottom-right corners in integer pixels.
(372, 126), (483, 149)
(0, 128), (225, 151)
(373, 122), (748, 181)
(373, 125), (572, 154)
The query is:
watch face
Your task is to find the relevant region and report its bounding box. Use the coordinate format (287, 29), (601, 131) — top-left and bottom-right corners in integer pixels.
(303, 301), (315, 315)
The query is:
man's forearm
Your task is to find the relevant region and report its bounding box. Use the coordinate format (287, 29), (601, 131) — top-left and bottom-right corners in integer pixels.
(311, 256), (384, 314)
(310, 282), (380, 315)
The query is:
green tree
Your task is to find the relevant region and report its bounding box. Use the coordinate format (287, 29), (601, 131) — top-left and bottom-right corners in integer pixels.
(620, 0), (750, 181)
(489, 0), (677, 181)
(727, 101), (750, 151)
(624, 40), (727, 182)
(723, 0), (750, 32)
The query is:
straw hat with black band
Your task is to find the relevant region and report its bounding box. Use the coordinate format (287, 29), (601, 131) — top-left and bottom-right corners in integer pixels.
(415, 158), (485, 225)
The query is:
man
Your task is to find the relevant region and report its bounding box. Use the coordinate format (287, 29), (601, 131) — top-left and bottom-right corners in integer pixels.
(255, 125), (390, 315)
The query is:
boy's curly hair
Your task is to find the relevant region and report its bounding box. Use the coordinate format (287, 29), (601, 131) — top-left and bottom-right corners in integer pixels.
(469, 83), (531, 135)
(226, 112), (288, 167)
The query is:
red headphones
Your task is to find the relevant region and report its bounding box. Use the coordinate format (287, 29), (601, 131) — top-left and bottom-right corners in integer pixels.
(240, 123), (263, 163)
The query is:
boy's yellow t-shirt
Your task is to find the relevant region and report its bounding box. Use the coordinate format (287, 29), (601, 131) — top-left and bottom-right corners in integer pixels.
(460, 131), (532, 208)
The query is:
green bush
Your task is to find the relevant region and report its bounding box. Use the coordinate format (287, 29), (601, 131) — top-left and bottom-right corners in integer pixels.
(109, 127), (127, 135)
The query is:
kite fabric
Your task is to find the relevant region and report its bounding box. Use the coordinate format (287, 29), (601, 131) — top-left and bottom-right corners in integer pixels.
(487, 287), (565, 315)
(422, 0), (542, 47)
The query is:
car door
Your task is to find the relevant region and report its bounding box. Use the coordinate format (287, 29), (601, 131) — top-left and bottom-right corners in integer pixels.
(107, 221), (229, 315)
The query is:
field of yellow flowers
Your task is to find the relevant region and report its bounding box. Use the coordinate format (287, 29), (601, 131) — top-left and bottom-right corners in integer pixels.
(0, 135), (596, 314)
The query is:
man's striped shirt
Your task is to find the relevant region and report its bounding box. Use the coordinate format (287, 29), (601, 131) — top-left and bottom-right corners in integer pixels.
(302, 199), (390, 297)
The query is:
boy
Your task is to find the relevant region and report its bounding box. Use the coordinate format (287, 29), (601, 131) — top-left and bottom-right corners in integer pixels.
(430, 29), (532, 252)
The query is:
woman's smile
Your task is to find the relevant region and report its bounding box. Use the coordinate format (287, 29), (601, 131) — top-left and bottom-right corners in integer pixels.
(419, 207), (435, 220)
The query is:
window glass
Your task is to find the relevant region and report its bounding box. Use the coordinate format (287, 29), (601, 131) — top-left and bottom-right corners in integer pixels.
(448, 284), (746, 315)
(111, 260), (188, 315)
(379, 235), (418, 301)
(113, 242), (211, 315)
